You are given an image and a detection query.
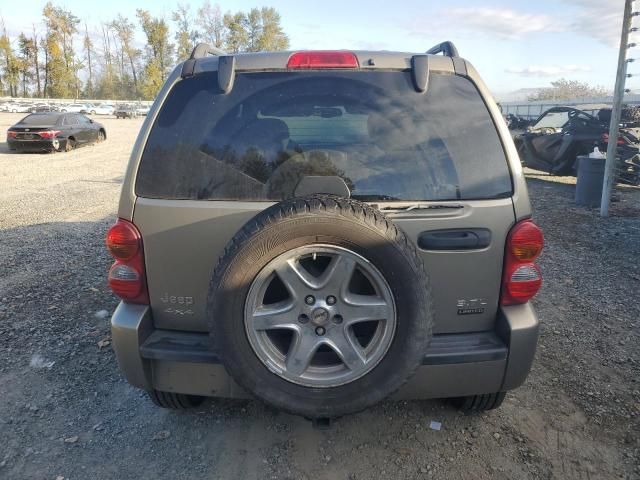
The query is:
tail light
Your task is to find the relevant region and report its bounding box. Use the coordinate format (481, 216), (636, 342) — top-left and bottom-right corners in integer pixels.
(38, 130), (61, 139)
(601, 133), (625, 145)
(287, 51), (359, 69)
(501, 220), (544, 305)
(7, 131), (17, 138)
(106, 219), (149, 304)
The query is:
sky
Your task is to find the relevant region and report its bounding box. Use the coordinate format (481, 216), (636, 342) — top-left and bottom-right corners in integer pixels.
(0, 0), (632, 98)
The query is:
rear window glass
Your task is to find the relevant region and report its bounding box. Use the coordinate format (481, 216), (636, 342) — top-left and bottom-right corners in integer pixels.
(20, 114), (60, 125)
(137, 71), (511, 201)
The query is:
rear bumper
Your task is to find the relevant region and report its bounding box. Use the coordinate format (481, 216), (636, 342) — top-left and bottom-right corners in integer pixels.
(8, 138), (59, 152)
(111, 302), (539, 399)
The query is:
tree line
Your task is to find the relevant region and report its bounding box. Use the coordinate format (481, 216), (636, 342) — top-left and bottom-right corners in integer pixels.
(0, 1), (290, 100)
(527, 79), (608, 102)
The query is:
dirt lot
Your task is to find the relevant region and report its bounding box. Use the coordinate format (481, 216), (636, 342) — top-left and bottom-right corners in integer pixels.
(0, 112), (638, 480)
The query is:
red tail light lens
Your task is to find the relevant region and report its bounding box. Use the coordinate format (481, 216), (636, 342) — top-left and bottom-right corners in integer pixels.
(287, 51), (359, 69)
(509, 221), (544, 261)
(38, 130), (61, 139)
(106, 219), (149, 304)
(7, 130), (17, 138)
(106, 220), (140, 260)
(601, 133), (625, 145)
(501, 220), (544, 305)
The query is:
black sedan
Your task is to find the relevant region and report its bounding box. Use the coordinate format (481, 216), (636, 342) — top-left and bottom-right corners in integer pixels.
(35, 104), (60, 113)
(7, 112), (106, 153)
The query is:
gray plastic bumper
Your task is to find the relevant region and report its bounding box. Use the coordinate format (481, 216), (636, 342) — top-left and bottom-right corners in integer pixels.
(111, 301), (539, 399)
(110, 302), (154, 390)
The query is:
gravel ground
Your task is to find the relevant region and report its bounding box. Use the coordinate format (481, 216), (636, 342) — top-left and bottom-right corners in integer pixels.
(0, 112), (638, 480)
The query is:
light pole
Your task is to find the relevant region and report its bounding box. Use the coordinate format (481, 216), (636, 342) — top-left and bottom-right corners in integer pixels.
(601, 0), (636, 216)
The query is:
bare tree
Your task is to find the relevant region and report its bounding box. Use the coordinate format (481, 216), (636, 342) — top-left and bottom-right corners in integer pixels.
(197, 0), (225, 48)
(111, 15), (140, 94)
(172, 4), (199, 60)
(83, 23), (94, 97)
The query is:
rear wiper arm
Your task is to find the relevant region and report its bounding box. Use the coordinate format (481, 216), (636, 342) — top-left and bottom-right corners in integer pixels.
(380, 203), (464, 212)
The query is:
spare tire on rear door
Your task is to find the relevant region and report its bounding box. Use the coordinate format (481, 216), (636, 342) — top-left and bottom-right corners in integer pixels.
(207, 195), (433, 418)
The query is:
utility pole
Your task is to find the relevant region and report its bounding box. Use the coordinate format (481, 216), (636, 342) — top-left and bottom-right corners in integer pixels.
(601, 0), (635, 216)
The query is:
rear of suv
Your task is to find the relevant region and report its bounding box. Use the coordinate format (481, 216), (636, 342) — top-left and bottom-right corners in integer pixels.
(108, 42), (543, 419)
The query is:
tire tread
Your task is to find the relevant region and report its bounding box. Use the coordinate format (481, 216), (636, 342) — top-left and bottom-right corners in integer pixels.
(208, 194), (434, 418)
(147, 390), (205, 410)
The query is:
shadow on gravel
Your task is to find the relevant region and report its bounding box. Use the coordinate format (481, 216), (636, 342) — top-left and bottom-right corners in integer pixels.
(80, 176), (124, 185)
(525, 172), (640, 218)
(525, 175), (575, 195)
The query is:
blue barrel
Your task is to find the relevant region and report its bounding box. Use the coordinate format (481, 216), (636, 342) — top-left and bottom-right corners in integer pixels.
(575, 155), (606, 207)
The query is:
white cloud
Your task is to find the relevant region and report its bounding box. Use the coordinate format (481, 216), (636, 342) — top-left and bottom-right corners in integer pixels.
(506, 64), (592, 77)
(564, 0), (625, 47)
(411, 3), (627, 47)
(443, 7), (563, 39)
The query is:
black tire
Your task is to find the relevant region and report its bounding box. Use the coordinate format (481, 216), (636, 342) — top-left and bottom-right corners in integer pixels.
(147, 390), (205, 409)
(450, 391), (506, 414)
(97, 130), (106, 142)
(208, 195), (434, 418)
(62, 138), (75, 152)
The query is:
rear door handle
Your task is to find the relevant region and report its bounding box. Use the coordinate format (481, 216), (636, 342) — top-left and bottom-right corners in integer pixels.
(418, 228), (491, 250)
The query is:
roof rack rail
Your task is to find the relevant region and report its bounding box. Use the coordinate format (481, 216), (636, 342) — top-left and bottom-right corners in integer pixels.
(426, 41), (459, 57)
(190, 43), (227, 59)
(182, 43), (228, 78)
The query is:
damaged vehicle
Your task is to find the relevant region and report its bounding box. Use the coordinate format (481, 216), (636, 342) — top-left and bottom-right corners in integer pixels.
(515, 106), (607, 175)
(514, 106), (640, 183)
(108, 43), (544, 420)
(505, 113), (532, 130)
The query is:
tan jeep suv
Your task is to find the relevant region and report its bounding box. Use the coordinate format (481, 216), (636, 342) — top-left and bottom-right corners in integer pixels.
(107, 42), (543, 419)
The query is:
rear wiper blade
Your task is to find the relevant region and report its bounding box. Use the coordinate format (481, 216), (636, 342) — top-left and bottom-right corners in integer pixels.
(380, 203), (464, 212)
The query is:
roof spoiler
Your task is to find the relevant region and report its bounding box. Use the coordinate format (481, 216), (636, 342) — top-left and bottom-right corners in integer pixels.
(180, 41), (458, 94)
(181, 43), (235, 94)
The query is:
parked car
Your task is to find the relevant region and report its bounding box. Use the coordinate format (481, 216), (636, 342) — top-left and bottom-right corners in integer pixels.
(7, 103), (32, 113)
(35, 104), (60, 113)
(7, 112), (106, 153)
(90, 103), (115, 115)
(59, 103), (90, 113)
(515, 106), (640, 181)
(115, 104), (138, 119)
(108, 42), (543, 420)
(135, 104), (150, 116)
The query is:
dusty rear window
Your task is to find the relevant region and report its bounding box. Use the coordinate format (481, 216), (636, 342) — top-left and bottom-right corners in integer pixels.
(136, 71), (511, 201)
(19, 114), (61, 125)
